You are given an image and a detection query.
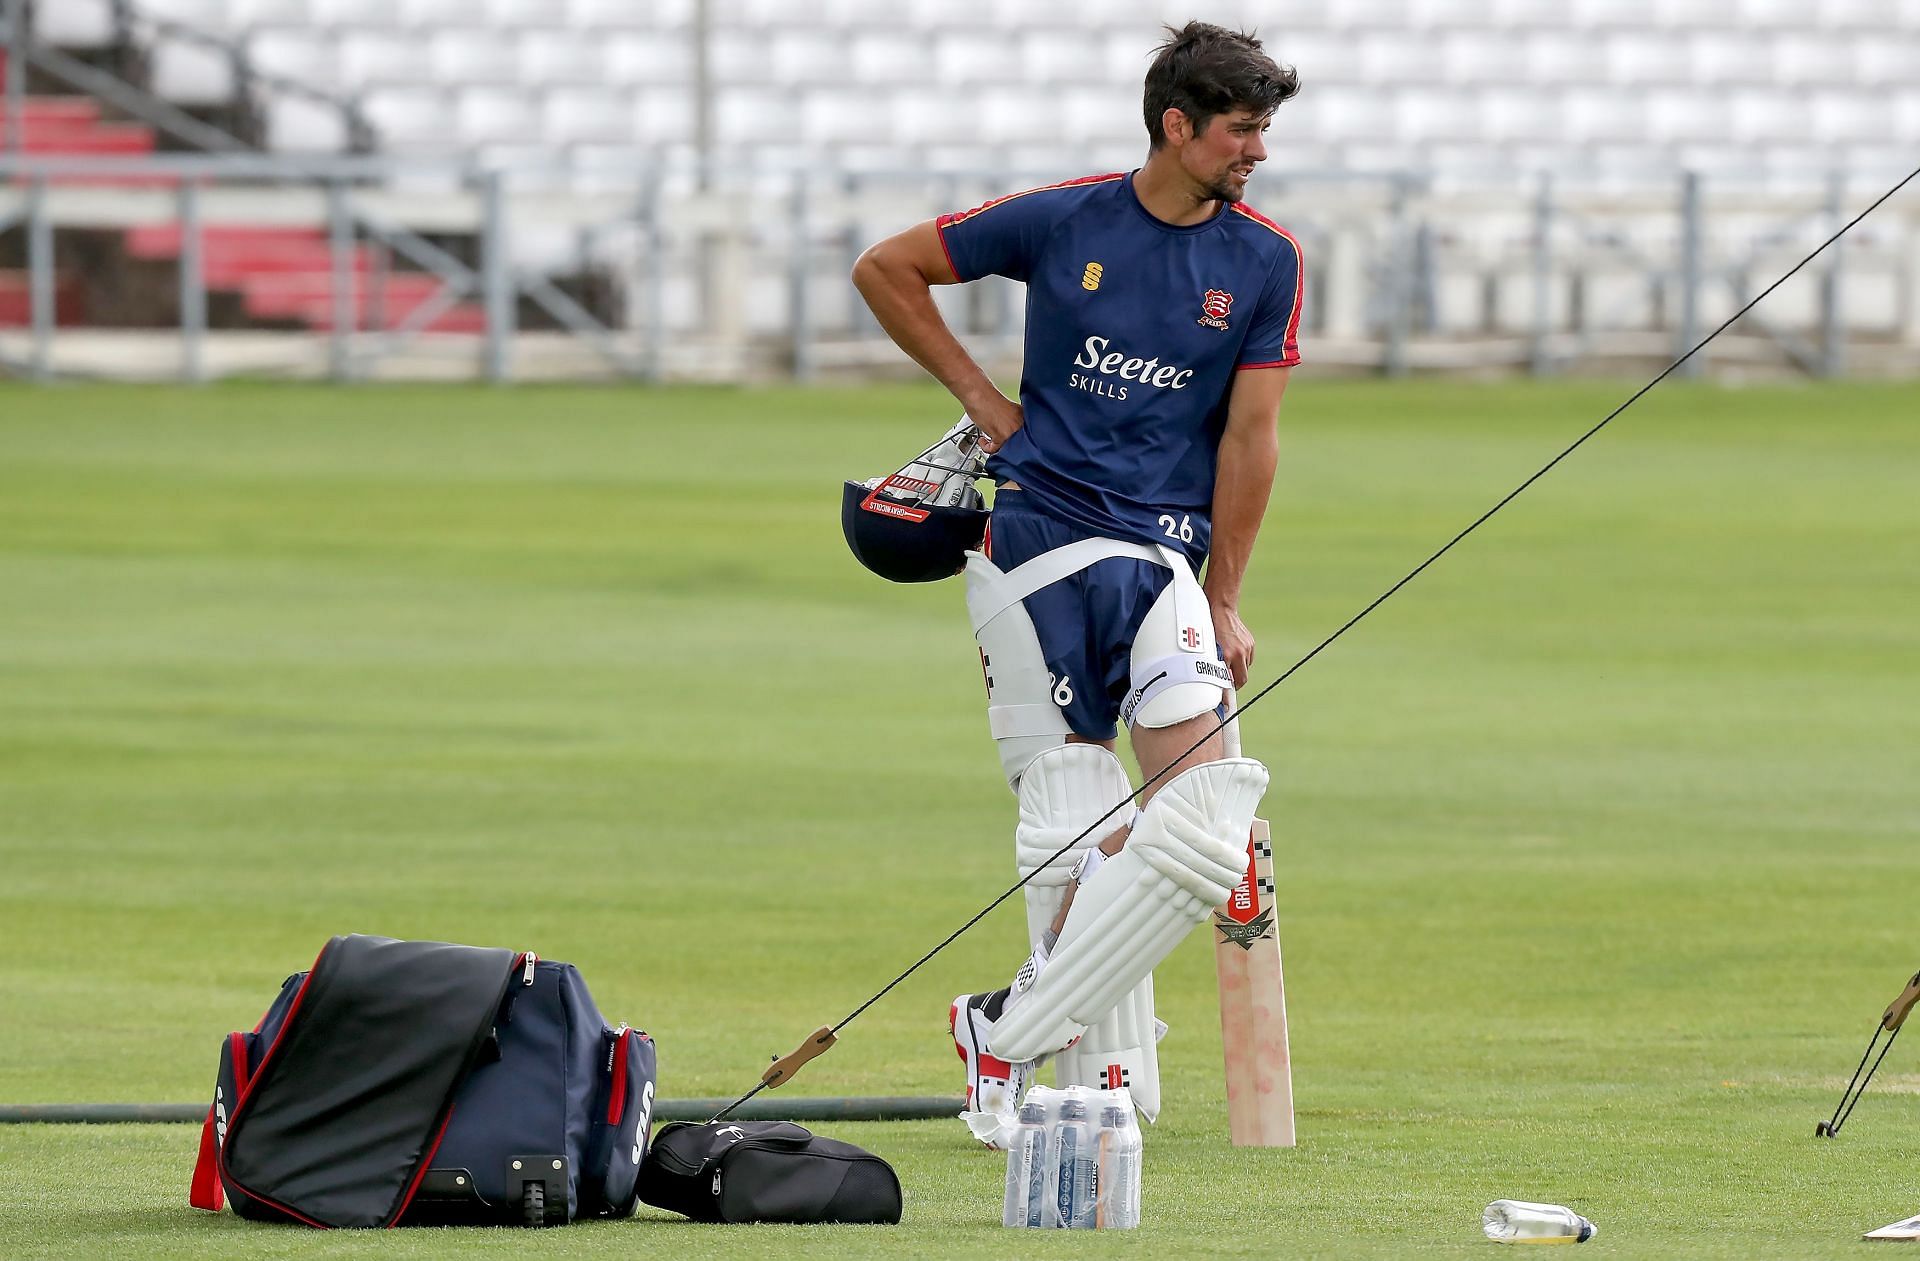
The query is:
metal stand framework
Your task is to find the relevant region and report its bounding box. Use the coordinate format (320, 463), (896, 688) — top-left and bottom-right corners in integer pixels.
(1815, 970), (1920, 1138)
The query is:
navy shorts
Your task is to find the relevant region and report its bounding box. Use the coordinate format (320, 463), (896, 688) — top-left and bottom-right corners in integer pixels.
(984, 490), (1173, 742)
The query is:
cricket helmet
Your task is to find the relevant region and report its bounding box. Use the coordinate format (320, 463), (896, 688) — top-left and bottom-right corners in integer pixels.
(842, 421), (990, 583)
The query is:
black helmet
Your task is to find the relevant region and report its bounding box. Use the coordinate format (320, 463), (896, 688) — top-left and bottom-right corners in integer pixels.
(842, 422), (989, 583)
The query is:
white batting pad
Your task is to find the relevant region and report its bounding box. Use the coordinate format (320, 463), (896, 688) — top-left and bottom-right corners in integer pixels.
(989, 758), (1269, 1063)
(1054, 975), (1164, 1121)
(1015, 743), (1135, 946)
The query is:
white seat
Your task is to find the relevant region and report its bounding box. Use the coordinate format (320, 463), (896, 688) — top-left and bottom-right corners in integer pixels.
(938, 32), (1019, 86)
(1562, 88), (1649, 144)
(891, 88), (978, 145)
(1061, 86), (1141, 145)
(714, 86), (802, 145)
(33, 0), (119, 48)
(150, 37), (238, 104)
(1478, 87), (1564, 143)
(1325, 0), (1411, 28)
(1023, 30), (1101, 84)
(307, 0), (402, 27)
(1689, 32), (1773, 85)
(568, 0), (687, 28)
(362, 85), (457, 149)
(482, 0), (568, 26)
(800, 88), (875, 146)
(264, 94), (352, 151)
(1821, 0), (1901, 26)
(1439, 31), (1522, 86)
(138, 0), (231, 31)
(1737, 0), (1808, 27)
(605, 33), (697, 86)
(519, 30), (608, 88)
(397, 0), (472, 26)
(1651, 0), (1741, 25)
(1294, 86), (1396, 145)
(1273, 32), (1362, 86)
(337, 32), (431, 89)
(767, 30), (850, 88)
(226, 0), (311, 28)
(1728, 90), (1814, 145)
(544, 86), (633, 144)
(1394, 88), (1479, 144)
(1523, 32), (1606, 85)
(1568, 0), (1662, 26)
(974, 85), (1035, 146)
(1405, 0), (1504, 27)
(1604, 32), (1690, 85)
(1849, 36), (1918, 87)
(246, 30), (341, 92)
(429, 29), (519, 85)
(821, 0), (913, 26)
(1484, 0), (1569, 28)
(1809, 90), (1885, 144)
(707, 30), (763, 83)
(851, 32), (937, 86)
(1359, 34), (1432, 87)
(631, 87), (697, 145)
(1772, 35), (1858, 86)
(456, 85), (545, 144)
(1643, 88), (1731, 144)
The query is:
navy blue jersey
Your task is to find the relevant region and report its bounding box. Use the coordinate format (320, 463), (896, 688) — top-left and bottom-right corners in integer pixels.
(937, 171), (1303, 564)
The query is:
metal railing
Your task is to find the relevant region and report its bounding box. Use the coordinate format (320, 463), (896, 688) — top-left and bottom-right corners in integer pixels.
(1, 152), (1915, 384)
(1, 0), (369, 156)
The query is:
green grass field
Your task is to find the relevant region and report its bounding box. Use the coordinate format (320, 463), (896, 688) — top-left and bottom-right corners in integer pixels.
(1, 378), (1917, 1258)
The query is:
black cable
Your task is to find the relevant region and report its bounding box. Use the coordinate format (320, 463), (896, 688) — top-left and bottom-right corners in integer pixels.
(712, 164), (1920, 1124)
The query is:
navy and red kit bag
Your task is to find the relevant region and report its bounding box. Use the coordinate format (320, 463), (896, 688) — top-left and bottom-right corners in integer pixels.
(188, 935), (657, 1228)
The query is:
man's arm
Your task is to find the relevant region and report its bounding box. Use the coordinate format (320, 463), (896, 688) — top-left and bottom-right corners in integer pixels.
(850, 221), (1023, 451)
(1205, 365), (1291, 688)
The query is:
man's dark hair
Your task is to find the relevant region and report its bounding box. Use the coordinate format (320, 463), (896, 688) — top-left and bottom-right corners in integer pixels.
(1143, 22), (1299, 149)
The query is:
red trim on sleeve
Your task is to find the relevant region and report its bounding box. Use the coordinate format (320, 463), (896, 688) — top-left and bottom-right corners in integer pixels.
(933, 215), (963, 281)
(1236, 357), (1299, 371)
(1229, 202), (1306, 369)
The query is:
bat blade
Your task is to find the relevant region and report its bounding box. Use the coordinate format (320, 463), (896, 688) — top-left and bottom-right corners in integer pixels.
(1214, 818), (1294, 1147)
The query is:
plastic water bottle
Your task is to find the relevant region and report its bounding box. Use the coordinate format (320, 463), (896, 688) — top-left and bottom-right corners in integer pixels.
(1094, 1103), (1141, 1229)
(1002, 1100), (1049, 1228)
(1482, 1200), (1597, 1244)
(1052, 1097), (1095, 1229)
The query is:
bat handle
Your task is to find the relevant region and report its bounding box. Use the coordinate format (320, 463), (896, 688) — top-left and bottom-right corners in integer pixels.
(1882, 971), (1920, 1032)
(761, 1025), (836, 1089)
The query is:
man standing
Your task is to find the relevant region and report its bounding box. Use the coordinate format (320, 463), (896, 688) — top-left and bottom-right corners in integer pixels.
(851, 22), (1303, 1142)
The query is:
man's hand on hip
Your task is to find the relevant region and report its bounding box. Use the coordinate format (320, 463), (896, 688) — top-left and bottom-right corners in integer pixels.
(965, 391), (1024, 454)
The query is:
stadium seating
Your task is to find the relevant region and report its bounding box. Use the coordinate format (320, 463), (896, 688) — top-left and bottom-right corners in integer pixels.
(20, 0), (1909, 183)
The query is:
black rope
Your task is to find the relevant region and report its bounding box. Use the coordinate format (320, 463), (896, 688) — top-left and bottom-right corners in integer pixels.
(1832, 1024), (1903, 1136)
(1825, 1023), (1888, 1134)
(711, 164), (1920, 1124)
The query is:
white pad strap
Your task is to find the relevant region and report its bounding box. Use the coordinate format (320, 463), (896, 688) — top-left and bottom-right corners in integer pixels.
(989, 758), (1270, 1063)
(965, 537), (1173, 631)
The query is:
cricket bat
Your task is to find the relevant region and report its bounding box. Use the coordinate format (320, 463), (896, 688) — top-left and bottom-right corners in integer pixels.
(1215, 693), (1295, 1147)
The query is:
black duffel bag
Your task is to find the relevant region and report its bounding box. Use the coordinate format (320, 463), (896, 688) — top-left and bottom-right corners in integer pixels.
(639, 1120), (902, 1225)
(189, 935), (657, 1229)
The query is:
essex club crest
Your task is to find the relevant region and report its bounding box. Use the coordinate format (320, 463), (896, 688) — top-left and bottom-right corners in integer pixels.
(1199, 288), (1233, 330)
